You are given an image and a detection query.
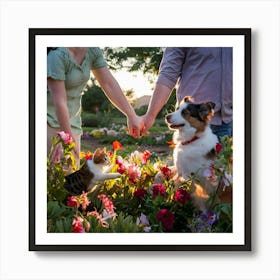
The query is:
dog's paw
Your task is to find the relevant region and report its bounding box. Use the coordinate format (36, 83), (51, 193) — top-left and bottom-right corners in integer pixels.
(174, 175), (185, 187)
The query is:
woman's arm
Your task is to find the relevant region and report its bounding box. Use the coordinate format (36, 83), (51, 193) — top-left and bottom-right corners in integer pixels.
(47, 78), (79, 156)
(92, 67), (144, 138)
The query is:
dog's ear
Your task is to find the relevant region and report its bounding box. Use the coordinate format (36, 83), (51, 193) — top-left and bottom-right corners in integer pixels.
(198, 102), (215, 122)
(206, 101), (215, 110)
(184, 96), (194, 103)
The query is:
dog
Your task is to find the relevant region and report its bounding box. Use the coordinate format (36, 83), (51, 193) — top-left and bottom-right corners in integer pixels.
(165, 96), (219, 211)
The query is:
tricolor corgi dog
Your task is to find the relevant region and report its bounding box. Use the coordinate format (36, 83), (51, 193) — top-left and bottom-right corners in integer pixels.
(165, 96), (219, 211)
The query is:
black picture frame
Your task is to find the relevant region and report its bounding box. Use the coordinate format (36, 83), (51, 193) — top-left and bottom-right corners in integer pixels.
(29, 28), (251, 251)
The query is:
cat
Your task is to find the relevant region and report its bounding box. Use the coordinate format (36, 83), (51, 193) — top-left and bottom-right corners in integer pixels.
(63, 148), (121, 195)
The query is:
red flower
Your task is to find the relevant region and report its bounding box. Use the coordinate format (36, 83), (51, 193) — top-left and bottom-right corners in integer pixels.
(156, 209), (175, 231)
(152, 184), (166, 199)
(134, 188), (147, 200)
(72, 216), (85, 233)
(216, 143), (223, 153)
(142, 150), (152, 163)
(84, 151), (93, 160)
(67, 196), (80, 208)
(174, 189), (191, 205)
(57, 131), (73, 145)
(112, 140), (123, 151)
(116, 157), (127, 174)
(159, 165), (172, 179)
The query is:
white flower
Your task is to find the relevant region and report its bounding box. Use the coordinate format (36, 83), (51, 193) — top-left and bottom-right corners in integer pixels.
(136, 213), (151, 232)
(102, 209), (116, 220)
(202, 168), (212, 177)
(223, 172), (233, 187)
(155, 135), (163, 142)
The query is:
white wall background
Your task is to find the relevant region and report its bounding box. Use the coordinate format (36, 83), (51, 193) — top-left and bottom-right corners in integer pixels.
(0, 0), (279, 279)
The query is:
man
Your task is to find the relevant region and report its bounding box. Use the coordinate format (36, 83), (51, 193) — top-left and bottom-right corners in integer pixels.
(140, 47), (232, 139)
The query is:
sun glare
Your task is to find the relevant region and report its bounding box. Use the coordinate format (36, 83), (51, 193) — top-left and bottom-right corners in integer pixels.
(113, 71), (154, 98)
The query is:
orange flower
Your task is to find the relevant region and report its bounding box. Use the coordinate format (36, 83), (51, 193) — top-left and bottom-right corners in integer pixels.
(112, 140), (123, 151)
(166, 141), (175, 149)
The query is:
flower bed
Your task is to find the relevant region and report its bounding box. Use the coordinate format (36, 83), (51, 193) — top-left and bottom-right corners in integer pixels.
(47, 133), (233, 233)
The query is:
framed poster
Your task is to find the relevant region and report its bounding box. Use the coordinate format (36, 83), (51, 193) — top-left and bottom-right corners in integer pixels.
(29, 28), (251, 251)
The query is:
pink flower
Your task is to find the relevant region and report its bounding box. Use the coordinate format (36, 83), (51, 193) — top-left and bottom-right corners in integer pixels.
(129, 150), (151, 164)
(116, 156), (128, 174)
(98, 194), (115, 216)
(57, 131), (73, 145)
(72, 216), (85, 233)
(127, 164), (141, 183)
(134, 188), (147, 201)
(152, 184), (166, 199)
(156, 209), (175, 231)
(87, 210), (109, 228)
(50, 143), (63, 163)
(79, 191), (91, 211)
(174, 189), (191, 205)
(67, 196), (80, 208)
(67, 192), (90, 211)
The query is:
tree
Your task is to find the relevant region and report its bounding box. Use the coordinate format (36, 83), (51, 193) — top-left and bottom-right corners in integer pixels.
(82, 78), (110, 113)
(102, 47), (164, 83)
(82, 47), (173, 117)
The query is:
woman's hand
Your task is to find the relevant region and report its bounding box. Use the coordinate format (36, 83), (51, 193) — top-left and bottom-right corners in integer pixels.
(127, 115), (146, 138)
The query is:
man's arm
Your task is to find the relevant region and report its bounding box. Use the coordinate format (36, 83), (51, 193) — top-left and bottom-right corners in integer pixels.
(142, 83), (172, 133)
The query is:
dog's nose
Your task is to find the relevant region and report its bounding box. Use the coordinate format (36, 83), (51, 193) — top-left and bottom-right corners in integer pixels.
(166, 114), (171, 122)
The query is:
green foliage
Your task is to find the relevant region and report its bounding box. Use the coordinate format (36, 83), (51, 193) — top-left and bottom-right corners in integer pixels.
(107, 213), (139, 233)
(81, 111), (115, 128)
(103, 47), (163, 75)
(47, 201), (75, 232)
(82, 81), (107, 112)
(47, 135), (77, 202)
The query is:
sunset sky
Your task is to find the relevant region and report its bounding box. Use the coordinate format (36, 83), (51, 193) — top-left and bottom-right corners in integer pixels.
(113, 70), (155, 98)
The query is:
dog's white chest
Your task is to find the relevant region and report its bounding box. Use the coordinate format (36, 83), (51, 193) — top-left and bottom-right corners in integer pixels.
(174, 131), (218, 179)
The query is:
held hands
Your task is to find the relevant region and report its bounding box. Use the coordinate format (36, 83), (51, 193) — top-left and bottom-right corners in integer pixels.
(127, 114), (145, 138)
(127, 113), (156, 139)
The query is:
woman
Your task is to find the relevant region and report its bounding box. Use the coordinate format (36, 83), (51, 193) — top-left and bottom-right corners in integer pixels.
(47, 47), (142, 165)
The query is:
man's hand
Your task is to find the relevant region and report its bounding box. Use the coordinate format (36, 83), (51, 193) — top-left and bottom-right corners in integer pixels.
(127, 115), (146, 138)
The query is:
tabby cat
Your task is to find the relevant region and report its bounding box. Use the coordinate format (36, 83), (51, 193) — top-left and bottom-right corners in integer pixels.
(63, 148), (121, 195)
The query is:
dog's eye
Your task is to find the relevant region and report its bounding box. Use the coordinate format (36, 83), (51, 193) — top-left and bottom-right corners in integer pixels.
(181, 108), (189, 115)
